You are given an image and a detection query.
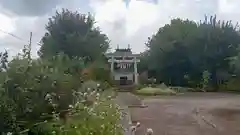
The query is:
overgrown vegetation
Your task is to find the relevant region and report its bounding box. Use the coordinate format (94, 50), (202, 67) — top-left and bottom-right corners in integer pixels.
(0, 9), (121, 135)
(141, 15), (240, 91)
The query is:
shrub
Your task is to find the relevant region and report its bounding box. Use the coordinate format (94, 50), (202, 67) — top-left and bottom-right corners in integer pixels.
(133, 84), (145, 90)
(0, 53), (86, 133)
(0, 52), (123, 135)
(25, 91), (122, 135)
(219, 78), (240, 92)
(81, 80), (100, 91)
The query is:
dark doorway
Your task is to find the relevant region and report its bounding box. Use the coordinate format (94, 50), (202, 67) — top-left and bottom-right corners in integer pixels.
(120, 76), (128, 85)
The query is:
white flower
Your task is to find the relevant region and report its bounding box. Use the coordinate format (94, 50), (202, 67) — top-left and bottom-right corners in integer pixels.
(94, 102), (98, 105)
(97, 83), (100, 87)
(44, 93), (51, 100)
(136, 122), (140, 127)
(87, 88), (91, 91)
(83, 92), (87, 97)
(146, 128), (153, 135)
(91, 91), (96, 95)
(130, 126), (136, 132)
(68, 105), (73, 108)
(96, 93), (100, 97)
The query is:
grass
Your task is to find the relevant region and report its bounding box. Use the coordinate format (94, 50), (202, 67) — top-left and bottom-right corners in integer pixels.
(135, 87), (177, 96)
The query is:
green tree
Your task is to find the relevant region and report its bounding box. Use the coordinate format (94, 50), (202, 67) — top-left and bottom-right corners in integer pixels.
(38, 9), (110, 62)
(146, 15), (240, 90)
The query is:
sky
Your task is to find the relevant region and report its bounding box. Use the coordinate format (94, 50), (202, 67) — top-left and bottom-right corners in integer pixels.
(0, 0), (239, 57)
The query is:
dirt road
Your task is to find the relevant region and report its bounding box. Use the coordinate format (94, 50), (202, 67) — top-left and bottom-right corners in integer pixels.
(130, 93), (240, 135)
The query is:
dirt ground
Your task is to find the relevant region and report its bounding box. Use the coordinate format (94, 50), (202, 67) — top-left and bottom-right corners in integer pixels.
(130, 92), (240, 135)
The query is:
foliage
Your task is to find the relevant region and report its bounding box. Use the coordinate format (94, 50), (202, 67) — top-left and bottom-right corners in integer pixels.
(81, 80), (100, 91)
(145, 15), (240, 90)
(0, 53), (85, 133)
(25, 91), (122, 135)
(133, 84), (145, 91)
(201, 70), (211, 90)
(0, 50), (8, 71)
(85, 59), (111, 83)
(0, 8), (120, 135)
(135, 87), (176, 96)
(39, 9), (110, 62)
(0, 52), (122, 135)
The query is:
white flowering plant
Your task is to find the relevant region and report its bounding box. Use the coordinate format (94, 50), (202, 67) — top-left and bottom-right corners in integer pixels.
(0, 53), (122, 135)
(28, 90), (123, 135)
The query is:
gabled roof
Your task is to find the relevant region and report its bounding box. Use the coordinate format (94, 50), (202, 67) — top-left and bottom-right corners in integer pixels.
(105, 47), (140, 57)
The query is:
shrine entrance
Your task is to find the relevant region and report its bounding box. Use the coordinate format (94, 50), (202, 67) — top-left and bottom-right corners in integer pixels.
(106, 46), (140, 86)
(120, 76), (128, 85)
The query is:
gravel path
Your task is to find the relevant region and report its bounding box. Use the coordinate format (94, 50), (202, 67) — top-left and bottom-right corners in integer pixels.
(115, 92), (143, 135)
(130, 92), (240, 135)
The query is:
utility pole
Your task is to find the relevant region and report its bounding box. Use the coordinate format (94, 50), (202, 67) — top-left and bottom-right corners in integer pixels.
(28, 32), (32, 60)
(29, 32), (32, 52)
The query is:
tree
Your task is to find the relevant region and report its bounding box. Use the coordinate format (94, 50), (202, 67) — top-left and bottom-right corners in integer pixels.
(146, 19), (198, 86)
(38, 9), (110, 62)
(146, 15), (240, 90)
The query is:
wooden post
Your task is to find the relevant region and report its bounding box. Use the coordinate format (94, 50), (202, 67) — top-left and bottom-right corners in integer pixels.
(134, 57), (138, 85)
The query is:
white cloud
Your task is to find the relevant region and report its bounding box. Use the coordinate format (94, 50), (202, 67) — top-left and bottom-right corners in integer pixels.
(0, 15), (47, 58)
(90, 0), (219, 53)
(0, 13), (15, 38)
(218, 0), (240, 14)
(125, 0), (159, 36)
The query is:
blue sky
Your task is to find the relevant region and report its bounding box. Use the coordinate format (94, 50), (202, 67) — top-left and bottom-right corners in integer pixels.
(0, 0), (239, 57)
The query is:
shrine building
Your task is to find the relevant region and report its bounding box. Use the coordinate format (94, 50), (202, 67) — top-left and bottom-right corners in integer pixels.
(105, 46), (140, 85)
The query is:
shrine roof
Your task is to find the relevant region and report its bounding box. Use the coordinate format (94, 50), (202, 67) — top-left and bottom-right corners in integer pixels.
(105, 47), (140, 57)
(105, 52), (140, 57)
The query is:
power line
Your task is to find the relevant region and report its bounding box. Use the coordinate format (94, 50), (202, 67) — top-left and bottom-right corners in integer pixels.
(0, 29), (42, 46)
(0, 29), (27, 43)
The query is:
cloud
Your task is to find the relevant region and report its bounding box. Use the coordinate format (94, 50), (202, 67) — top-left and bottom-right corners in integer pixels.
(0, 16), (47, 58)
(0, 0), (64, 16)
(0, 0), (92, 57)
(90, 0), (220, 53)
(218, 0), (240, 14)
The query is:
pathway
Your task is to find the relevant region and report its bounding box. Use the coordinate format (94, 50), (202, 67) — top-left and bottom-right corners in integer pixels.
(130, 92), (240, 135)
(115, 92), (143, 135)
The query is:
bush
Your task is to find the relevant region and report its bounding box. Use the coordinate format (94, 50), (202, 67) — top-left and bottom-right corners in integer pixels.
(82, 60), (112, 85)
(25, 91), (122, 135)
(0, 48), (122, 134)
(81, 80), (100, 91)
(0, 54), (86, 133)
(219, 78), (240, 92)
(133, 84), (145, 90)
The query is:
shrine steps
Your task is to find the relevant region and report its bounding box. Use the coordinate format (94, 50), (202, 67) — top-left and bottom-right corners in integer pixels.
(117, 85), (136, 92)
